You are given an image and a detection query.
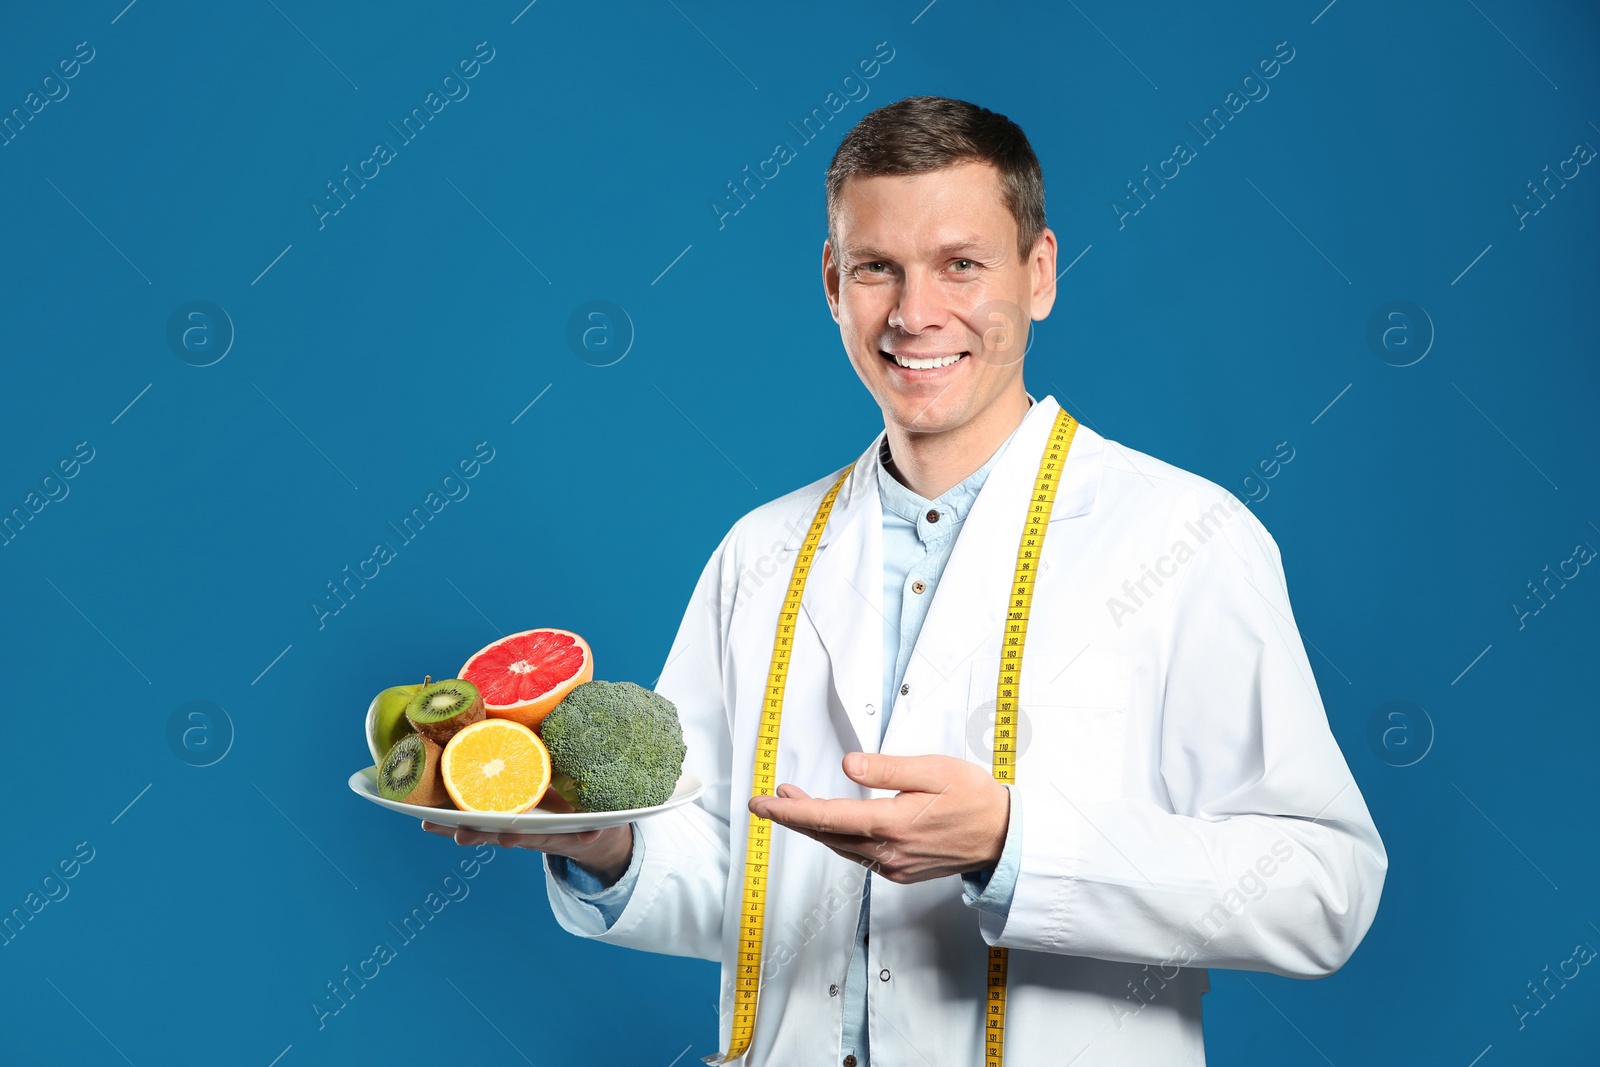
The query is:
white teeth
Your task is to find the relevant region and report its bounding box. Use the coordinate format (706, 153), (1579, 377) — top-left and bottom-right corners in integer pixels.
(891, 352), (964, 369)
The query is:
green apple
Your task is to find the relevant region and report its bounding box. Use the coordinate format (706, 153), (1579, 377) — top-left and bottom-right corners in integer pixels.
(365, 677), (430, 765)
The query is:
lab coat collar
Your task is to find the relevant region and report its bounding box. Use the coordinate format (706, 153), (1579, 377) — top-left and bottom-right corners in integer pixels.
(793, 395), (1105, 754)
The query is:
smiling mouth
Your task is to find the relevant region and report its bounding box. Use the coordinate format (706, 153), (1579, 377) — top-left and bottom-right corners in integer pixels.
(882, 350), (968, 370)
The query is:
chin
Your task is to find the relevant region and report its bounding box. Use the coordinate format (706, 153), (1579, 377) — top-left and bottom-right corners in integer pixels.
(883, 398), (966, 434)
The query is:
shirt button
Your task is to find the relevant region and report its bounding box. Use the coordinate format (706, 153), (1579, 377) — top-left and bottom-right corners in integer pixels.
(911, 580), (927, 594)
(879, 968), (891, 982)
(829, 984), (839, 997)
(900, 683), (910, 696)
(926, 509), (940, 523)
(844, 1057), (858, 1067)
(865, 703), (876, 716)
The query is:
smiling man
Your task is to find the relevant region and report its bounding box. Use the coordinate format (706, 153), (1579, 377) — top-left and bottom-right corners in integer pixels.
(827, 154), (1041, 502)
(428, 96), (1386, 1065)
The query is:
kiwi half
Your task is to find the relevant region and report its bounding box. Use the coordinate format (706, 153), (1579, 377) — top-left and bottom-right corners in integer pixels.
(405, 679), (485, 744)
(377, 734), (447, 806)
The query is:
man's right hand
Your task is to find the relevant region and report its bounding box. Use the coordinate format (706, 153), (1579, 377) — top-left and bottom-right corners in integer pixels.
(420, 789), (635, 886)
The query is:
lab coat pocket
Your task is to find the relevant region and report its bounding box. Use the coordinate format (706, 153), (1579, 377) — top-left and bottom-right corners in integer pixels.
(966, 651), (1131, 800)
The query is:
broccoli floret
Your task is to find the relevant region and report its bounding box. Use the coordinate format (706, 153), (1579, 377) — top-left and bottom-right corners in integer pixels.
(540, 681), (686, 812)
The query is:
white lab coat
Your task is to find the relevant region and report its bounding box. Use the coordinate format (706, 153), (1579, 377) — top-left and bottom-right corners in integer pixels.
(546, 395), (1386, 1066)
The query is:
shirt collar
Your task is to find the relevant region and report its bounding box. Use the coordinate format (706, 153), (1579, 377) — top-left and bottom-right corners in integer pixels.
(876, 396), (1034, 542)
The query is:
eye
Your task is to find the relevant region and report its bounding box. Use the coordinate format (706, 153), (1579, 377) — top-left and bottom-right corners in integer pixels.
(950, 259), (975, 273)
(851, 261), (892, 280)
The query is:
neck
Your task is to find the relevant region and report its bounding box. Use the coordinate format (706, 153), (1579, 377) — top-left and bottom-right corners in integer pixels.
(883, 391), (1032, 499)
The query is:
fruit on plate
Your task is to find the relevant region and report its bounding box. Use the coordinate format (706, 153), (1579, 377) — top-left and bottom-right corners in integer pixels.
(440, 718), (552, 813)
(541, 680), (686, 811)
(377, 734), (448, 806)
(460, 628), (592, 732)
(366, 676), (431, 764)
(405, 678), (486, 745)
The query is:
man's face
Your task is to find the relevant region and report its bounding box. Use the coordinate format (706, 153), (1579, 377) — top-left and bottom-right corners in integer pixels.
(823, 161), (1056, 439)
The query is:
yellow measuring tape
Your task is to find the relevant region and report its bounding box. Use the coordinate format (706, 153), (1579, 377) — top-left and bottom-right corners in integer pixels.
(986, 407), (1077, 1065)
(707, 465), (850, 1066)
(708, 408), (1079, 1065)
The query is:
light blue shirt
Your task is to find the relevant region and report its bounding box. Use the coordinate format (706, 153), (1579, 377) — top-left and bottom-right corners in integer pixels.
(551, 420), (1030, 1067)
(839, 427), (1026, 1066)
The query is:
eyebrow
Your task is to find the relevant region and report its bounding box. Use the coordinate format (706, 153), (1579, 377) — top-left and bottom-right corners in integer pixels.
(842, 235), (1004, 263)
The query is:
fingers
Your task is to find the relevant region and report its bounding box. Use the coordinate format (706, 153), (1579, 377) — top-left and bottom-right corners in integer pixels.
(750, 793), (879, 837)
(489, 829), (602, 850)
(757, 809), (887, 863)
(743, 790), (953, 883)
(770, 820), (945, 884)
(427, 824), (499, 847)
(799, 828), (895, 862)
(421, 820), (490, 843)
(842, 752), (961, 794)
(419, 822), (601, 851)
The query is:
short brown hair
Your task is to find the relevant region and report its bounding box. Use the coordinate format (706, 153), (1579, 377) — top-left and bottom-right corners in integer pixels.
(825, 96), (1047, 263)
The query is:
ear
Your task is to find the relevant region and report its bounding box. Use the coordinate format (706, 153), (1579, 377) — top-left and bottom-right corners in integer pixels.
(822, 237), (842, 323)
(1028, 227), (1059, 321)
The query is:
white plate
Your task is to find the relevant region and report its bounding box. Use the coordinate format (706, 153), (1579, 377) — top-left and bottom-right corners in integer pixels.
(348, 767), (706, 833)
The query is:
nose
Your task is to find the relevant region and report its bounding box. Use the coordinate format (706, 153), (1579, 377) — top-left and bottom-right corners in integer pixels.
(887, 270), (946, 334)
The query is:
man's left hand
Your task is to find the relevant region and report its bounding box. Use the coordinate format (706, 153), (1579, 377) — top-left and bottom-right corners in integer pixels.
(748, 752), (1009, 884)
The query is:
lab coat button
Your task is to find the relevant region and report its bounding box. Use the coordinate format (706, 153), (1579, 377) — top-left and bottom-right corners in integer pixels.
(911, 580), (926, 594)
(865, 703), (876, 716)
(900, 683), (910, 696)
(829, 983), (839, 997)
(879, 968), (891, 982)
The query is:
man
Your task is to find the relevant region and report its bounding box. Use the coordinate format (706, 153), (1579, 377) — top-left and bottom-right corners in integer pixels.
(426, 96), (1386, 1065)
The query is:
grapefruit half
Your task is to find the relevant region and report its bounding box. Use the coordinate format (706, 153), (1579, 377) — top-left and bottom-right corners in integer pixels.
(460, 627), (593, 732)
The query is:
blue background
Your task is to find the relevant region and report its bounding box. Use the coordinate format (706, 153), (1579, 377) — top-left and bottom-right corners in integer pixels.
(2, 1), (1596, 1064)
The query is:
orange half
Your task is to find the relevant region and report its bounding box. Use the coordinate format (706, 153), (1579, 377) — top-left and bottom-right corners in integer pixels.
(440, 719), (552, 813)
